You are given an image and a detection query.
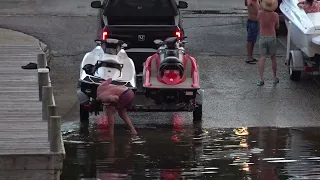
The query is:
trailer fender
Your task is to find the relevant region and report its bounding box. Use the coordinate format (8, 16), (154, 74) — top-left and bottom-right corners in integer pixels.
(289, 50), (304, 71)
(195, 89), (204, 105)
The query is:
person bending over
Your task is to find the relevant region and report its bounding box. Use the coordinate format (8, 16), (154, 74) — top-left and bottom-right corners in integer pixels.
(97, 78), (137, 135)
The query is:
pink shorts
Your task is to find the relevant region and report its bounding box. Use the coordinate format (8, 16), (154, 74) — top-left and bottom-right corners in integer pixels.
(115, 89), (134, 110)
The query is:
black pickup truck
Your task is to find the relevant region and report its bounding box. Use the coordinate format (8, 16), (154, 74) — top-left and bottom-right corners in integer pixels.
(90, 0), (188, 73)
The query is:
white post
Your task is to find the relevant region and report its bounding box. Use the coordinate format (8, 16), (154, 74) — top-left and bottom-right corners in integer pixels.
(50, 116), (61, 152)
(37, 53), (47, 68)
(38, 68), (49, 101)
(286, 20), (292, 60)
(42, 86), (53, 121)
(48, 105), (58, 141)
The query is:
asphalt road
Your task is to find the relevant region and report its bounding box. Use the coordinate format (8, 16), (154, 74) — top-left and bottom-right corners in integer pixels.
(0, 0), (320, 128)
(0, 0), (247, 16)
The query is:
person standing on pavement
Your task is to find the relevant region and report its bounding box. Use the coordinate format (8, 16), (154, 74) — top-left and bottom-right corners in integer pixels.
(256, 0), (280, 86)
(245, 0), (260, 64)
(97, 78), (137, 136)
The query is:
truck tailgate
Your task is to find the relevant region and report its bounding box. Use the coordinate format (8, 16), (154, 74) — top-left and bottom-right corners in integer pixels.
(103, 25), (180, 49)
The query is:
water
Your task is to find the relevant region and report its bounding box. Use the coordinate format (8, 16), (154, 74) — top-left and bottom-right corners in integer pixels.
(60, 119), (320, 180)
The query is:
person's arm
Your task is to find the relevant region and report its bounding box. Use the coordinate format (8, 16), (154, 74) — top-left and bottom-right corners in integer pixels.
(275, 13), (280, 29)
(258, 0), (263, 9)
(247, 0), (253, 6)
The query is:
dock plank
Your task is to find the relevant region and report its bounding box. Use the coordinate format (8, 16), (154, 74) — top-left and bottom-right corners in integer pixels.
(0, 44), (51, 156)
(0, 41), (64, 178)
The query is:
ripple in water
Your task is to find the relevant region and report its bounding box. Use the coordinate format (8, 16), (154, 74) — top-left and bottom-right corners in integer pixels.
(60, 122), (320, 180)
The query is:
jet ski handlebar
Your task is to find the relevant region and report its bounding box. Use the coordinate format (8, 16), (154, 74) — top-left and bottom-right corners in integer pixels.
(153, 37), (188, 48)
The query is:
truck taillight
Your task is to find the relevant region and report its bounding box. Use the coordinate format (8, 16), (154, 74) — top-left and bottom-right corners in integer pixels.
(102, 30), (108, 40)
(175, 30), (182, 39)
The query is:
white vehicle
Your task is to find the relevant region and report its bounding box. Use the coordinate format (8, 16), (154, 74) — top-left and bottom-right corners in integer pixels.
(76, 39), (136, 122)
(280, 0), (320, 81)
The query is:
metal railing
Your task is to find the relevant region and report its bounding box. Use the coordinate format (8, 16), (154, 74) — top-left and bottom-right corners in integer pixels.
(37, 53), (64, 154)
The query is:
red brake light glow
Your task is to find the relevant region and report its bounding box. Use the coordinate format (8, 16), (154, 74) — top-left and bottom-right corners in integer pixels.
(175, 30), (182, 39)
(102, 30), (108, 40)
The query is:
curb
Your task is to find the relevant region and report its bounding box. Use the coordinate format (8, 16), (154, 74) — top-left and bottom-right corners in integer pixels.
(0, 28), (52, 64)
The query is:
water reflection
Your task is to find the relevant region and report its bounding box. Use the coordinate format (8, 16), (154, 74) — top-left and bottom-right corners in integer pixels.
(60, 119), (320, 180)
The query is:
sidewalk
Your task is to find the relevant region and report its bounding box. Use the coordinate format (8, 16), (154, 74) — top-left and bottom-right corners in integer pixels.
(0, 27), (50, 53)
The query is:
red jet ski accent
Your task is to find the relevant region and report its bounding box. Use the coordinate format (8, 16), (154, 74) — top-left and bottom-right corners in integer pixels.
(143, 37), (200, 90)
(141, 37), (203, 120)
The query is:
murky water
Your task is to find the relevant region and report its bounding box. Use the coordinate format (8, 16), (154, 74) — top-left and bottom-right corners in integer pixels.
(60, 117), (320, 180)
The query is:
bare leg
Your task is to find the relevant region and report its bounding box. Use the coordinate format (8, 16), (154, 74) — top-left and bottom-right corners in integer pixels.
(246, 41), (257, 64)
(248, 42), (254, 59)
(106, 106), (116, 136)
(271, 55), (277, 80)
(258, 56), (267, 81)
(118, 109), (137, 135)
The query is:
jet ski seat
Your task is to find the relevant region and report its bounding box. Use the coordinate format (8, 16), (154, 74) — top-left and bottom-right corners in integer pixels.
(159, 37), (184, 76)
(159, 56), (184, 76)
(94, 60), (123, 72)
(83, 60), (123, 76)
(164, 37), (178, 49)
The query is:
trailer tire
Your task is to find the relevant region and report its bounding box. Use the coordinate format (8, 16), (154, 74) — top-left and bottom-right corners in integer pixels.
(80, 104), (89, 123)
(193, 105), (202, 122)
(290, 70), (301, 81)
(288, 53), (301, 81)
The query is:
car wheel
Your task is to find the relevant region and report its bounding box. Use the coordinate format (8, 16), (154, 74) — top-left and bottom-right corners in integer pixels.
(80, 104), (89, 123)
(193, 105), (202, 122)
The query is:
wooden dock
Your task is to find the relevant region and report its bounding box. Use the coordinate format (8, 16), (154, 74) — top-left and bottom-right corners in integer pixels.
(0, 44), (65, 180)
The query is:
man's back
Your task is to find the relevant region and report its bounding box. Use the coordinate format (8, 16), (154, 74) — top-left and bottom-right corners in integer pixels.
(97, 84), (128, 98)
(257, 10), (279, 36)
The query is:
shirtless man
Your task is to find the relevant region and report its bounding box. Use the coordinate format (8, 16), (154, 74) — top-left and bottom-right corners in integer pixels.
(97, 78), (137, 135)
(245, 0), (260, 64)
(256, 0), (280, 86)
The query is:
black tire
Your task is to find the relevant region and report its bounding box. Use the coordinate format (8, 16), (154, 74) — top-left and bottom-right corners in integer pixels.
(290, 71), (301, 81)
(193, 105), (202, 122)
(80, 104), (89, 123)
(288, 54), (301, 81)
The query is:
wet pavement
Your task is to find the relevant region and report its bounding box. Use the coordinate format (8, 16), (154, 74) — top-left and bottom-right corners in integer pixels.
(60, 119), (320, 180)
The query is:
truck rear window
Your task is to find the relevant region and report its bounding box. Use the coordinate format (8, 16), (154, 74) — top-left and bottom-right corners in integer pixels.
(103, 0), (177, 17)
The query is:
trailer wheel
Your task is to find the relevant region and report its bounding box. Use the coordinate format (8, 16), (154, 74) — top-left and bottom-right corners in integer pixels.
(193, 105), (202, 122)
(288, 53), (301, 81)
(80, 104), (89, 123)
